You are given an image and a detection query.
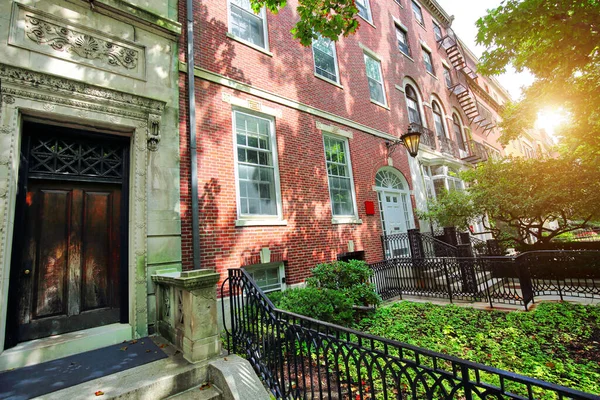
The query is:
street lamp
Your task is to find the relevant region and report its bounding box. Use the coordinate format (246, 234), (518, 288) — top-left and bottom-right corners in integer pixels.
(386, 123), (422, 158)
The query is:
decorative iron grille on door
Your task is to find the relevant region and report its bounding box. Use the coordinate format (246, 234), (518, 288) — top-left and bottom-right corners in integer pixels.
(27, 135), (125, 183)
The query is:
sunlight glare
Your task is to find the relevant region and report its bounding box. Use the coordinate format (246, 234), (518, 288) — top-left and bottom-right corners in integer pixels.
(535, 108), (570, 138)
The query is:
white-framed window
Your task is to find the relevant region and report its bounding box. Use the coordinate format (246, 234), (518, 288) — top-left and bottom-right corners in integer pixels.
(312, 35), (340, 84)
(233, 110), (282, 221)
(395, 25), (410, 57)
(424, 165), (464, 199)
(443, 66), (452, 88)
(432, 22), (443, 41)
(245, 262), (286, 292)
(356, 0), (372, 22)
(364, 53), (387, 105)
(453, 113), (467, 152)
(432, 101), (447, 138)
(323, 134), (358, 218)
(404, 85), (422, 125)
(411, 1), (424, 25)
(228, 0), (269, 50)
(422, 47), (434, 74)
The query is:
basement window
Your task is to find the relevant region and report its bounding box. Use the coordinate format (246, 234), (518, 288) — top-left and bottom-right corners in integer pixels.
(245, 262), (286, 292)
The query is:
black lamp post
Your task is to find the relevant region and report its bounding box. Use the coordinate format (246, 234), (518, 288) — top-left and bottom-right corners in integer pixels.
(386, 124), (422, 158)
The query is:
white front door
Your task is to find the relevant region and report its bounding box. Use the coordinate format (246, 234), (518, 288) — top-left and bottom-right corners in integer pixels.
(381, 191), (411, 258)
(382, 192), (405, 235)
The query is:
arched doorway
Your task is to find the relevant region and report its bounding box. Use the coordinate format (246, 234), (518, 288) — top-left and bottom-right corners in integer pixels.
(375, 168), (414, 257)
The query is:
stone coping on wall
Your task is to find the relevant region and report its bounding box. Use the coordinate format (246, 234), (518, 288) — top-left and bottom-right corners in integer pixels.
(152, 270), (220, 291)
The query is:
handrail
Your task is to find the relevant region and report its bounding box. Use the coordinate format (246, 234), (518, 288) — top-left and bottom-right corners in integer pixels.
(223, 267), (600, 399)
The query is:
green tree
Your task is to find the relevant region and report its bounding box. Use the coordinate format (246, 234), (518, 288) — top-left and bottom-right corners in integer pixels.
(417, 189), (479, 232)
(476, 0), (600, 162)
(249, 0), (359, 45)
(420, 158), (600, 246)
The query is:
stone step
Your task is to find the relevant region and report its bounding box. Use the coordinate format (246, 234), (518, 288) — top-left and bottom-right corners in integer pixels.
(167, 383), (222, 400)
(36, 337), (210, 400)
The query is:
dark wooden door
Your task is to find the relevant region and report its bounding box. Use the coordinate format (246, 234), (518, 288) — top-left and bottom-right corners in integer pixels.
(16, 180), (122, 342)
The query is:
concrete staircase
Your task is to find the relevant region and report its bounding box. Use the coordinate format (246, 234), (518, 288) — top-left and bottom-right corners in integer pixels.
(34, 337), (270, 400)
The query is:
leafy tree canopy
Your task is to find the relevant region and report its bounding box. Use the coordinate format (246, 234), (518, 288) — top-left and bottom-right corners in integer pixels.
(417, 189), (478, 232)
(420, 158), (600, 246)
(250, 0), (359, 46)
(476, 0), (600, 161)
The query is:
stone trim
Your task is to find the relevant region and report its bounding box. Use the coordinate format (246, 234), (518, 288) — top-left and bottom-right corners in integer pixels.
(9, 4), (146, 80)
(0, 63), (164, 352)
(180, 62), (397, 142)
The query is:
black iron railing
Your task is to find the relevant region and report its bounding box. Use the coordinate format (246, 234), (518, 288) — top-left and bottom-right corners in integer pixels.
(222, 268), (599, 400)
(381, 231), (459, 259)
(409, 122), (436, 149)
(369, 251), (600, 309)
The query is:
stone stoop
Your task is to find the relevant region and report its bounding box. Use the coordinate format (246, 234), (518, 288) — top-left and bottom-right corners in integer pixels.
(166, 384), (222, 400)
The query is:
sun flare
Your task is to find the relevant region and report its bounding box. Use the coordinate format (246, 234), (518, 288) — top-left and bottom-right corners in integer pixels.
(535, 108), (570, 138)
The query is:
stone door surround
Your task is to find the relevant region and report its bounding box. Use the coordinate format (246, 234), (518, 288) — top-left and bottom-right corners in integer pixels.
(0, 63), (165, 353)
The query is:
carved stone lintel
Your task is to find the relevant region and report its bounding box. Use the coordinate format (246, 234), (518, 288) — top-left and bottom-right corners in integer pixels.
(147, 114), (161, 151)
(2, 95), (15, 104)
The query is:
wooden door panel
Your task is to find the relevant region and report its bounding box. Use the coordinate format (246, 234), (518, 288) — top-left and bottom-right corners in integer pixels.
(33, 189), (70, 320)
(16, 182), (122, 342)
(82, 191), (110, 311)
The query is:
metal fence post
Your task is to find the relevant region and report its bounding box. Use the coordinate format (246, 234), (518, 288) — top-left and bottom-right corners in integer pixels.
(461, 364), (474, 400)
(443, 258), (453, 303)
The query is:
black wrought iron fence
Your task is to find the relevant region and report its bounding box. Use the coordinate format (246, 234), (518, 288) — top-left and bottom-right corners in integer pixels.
(222, 268), (599, 400)
(369, 251), (600, 309)
(381, 231), (458, 259)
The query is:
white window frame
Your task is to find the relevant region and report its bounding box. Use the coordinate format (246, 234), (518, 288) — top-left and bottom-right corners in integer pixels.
(422, 47), (434, 74)
(227, 0), (270, 51)
(363, 53), (387, 107)
(443, 66), (452, 88)
(311, 35), (341, 85)
(322, 133), (361, 224)
(411, 1), (424, 25)
(232, 108), (285, 226)
(355, 0), (373, 23)
(432, 21), (443, 42)
(245, 262), (286, 292)
(395, 24), (411, 57)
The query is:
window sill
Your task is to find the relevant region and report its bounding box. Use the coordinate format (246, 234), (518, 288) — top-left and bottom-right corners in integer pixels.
(235, 219), (288, 227)
(371, 99), (390, 110)
(314, 73), (344, 89)
(400, 51), (415, 63)
(358, 14), (376, 29)
(426, 70), (438, 80)
(226, 32), (273, 57)
(415, 20), (427, 30)
(332, 217), (363, 225)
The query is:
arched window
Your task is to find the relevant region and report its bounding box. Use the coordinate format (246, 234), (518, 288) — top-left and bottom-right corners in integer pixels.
(405, 85), (422, 125)
(375, 169), (406, 190)
(453, 113), (466, 151)
(432, 101), (446, 138)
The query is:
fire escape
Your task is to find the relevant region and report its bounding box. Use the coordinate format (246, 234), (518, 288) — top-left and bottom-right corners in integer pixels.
(438, 28), (495, 163)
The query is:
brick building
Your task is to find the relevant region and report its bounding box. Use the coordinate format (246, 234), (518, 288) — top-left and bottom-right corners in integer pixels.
(178, 0), (509, 290)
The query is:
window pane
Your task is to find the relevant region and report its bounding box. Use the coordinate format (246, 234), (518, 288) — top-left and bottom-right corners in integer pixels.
(433, 23), (442, 41)
(356, 0), (371, 21)
(236, 112), (278, 216)
(324, 136), (355, 216)
(434, 113), (445, 137)
(423, 49), (433, 73)
(230, 3), (265, 48)
(396, 28), (410, 56)
(312, 36), (338, 82)
(364, 55), (385, 104)
(443, 68), (452, 88)
(406, 97), (421, 125)
(412, 1), (424, 24)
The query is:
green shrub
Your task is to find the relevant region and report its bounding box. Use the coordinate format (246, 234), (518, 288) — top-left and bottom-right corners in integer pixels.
(266, 290), (284, 307)
(277, 287), (355, 325)
(306, 260), (381, 307)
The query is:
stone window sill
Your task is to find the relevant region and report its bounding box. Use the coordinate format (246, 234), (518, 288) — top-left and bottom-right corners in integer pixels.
(332, 217), (363, 225)
(226, 32), (273, 57)
(235, 219), (288, 227)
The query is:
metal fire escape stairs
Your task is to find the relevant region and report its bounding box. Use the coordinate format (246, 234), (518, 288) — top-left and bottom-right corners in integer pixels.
(438, 29), (496, 135)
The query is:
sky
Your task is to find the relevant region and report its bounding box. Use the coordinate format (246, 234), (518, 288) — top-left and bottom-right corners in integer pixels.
(435, 0), (535, 101)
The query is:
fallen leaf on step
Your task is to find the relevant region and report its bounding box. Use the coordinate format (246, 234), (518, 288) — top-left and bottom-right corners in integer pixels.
(199, 383), (211, 391)
(130, 340), (138, 344)
(120, 346), (128, 351)
(95, 391), (104, 396)
(146, 350), (151, 353)
(159, 344), (167, 348)
(224, 357), (228, 361)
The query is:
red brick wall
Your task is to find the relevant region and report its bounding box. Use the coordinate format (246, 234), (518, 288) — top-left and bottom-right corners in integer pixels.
(178, 0), (505, 285)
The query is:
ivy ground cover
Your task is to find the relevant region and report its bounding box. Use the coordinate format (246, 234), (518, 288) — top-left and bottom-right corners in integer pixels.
(357, 301), (600, 395)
